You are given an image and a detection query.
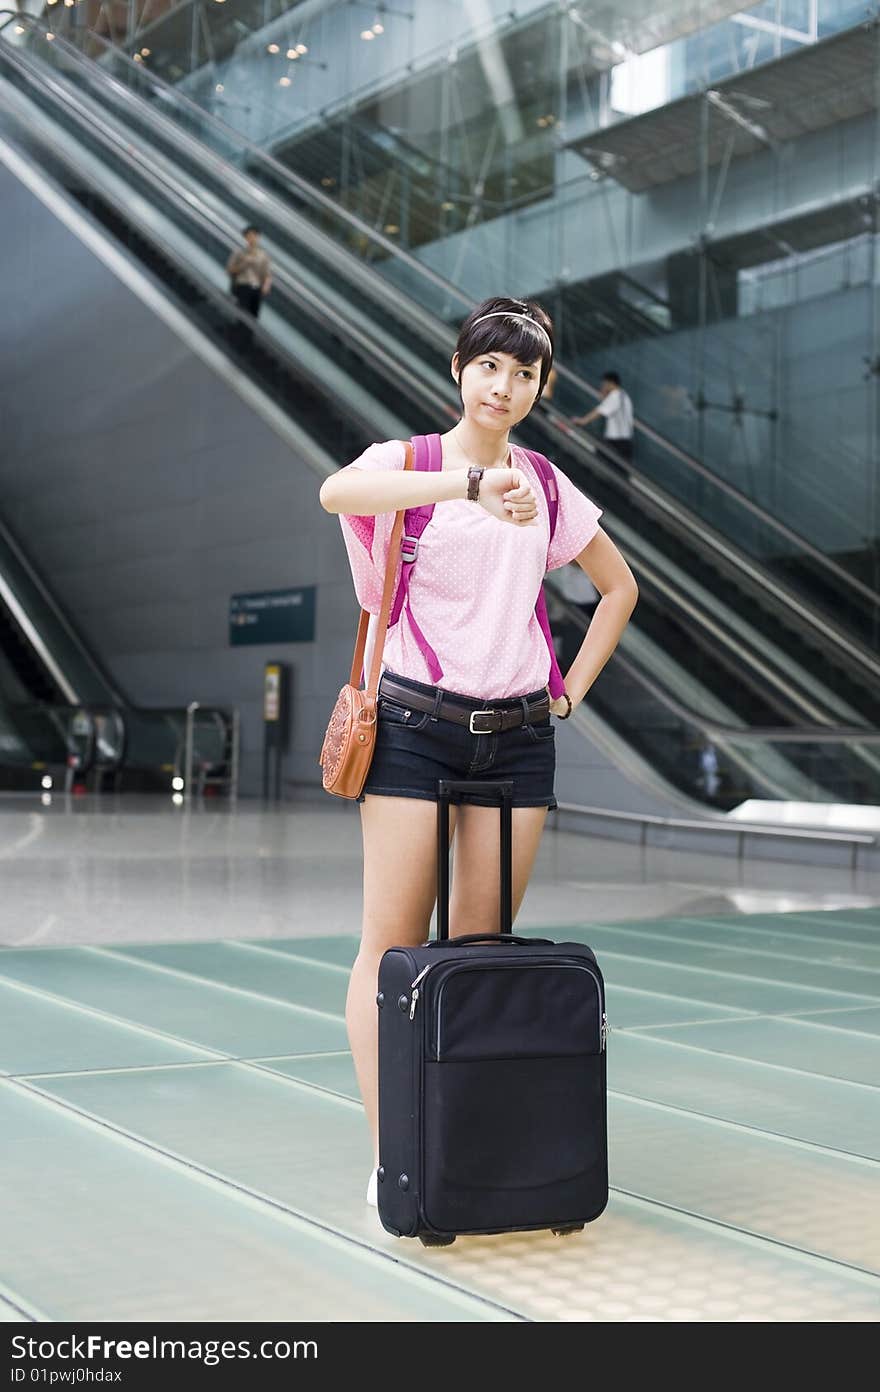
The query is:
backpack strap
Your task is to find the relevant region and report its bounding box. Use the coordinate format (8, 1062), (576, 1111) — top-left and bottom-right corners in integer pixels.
(523, 449), (566, 700)
(387, 434), (443, 683)
(386, 438), (567, 700)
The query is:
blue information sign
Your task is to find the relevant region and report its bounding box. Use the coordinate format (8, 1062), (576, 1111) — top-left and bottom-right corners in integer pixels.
(229, 587), (316, 646)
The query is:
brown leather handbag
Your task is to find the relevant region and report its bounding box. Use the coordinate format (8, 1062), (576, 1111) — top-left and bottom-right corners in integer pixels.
(318, 442), (413, 798)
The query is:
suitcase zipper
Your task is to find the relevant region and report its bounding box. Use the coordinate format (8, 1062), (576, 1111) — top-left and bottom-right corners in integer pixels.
(409, 963), (432, 1020)
(433, 960), (605, 1057)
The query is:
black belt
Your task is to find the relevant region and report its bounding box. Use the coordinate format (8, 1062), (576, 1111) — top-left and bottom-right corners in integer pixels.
(379, 676), (551, 735)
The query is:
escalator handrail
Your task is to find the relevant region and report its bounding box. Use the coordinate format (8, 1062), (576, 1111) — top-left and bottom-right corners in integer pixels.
(550, 589), (880, 744)
(4, 10), (878, 618)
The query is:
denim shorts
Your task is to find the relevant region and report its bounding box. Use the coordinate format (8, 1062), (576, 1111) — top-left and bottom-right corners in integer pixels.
(358, 672), (557, 809)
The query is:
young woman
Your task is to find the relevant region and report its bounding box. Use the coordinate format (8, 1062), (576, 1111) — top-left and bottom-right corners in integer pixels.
(319, 296), (638, 1207)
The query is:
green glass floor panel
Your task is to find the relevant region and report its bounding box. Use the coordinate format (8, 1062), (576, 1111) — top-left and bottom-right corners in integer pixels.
(0, 1081), (503, 1323)
(257, 1053), (359, 1100)
(108, 943), (348, 1015)
(0, 978), (216, 1077)
(27, 1064), (880, 1321)
(629, 1016), (880, 1087)
(789, 1006), (880, 1034)
(796, 911), (880, 933)
(0, 949), (347, 1057)
(560, 926), (879, 998)
(594, 953), (875, 1015)
(605, 985), (750, 1029)
(611, 1094), (880, 1273)
(578, 918), (880, 971)
(689, 913), (880, 945)
(252, 937), (358, 969)
(608, 1033), (880, 1159)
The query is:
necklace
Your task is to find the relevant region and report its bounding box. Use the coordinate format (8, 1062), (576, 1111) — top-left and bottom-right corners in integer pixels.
(447, 429), (511, 472)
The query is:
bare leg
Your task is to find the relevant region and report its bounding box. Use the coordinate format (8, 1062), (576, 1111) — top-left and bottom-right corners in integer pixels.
(448, 804), (549, 934)
(347, 795), (457, 1164)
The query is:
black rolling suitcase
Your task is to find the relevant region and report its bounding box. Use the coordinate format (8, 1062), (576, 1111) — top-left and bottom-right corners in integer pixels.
(377, 779), (608, 1246)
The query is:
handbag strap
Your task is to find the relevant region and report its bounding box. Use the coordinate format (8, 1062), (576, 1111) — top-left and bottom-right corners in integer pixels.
(347, 441), (414, 693)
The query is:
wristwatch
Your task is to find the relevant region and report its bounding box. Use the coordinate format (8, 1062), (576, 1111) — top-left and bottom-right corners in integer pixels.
(466, 465), (485, 502)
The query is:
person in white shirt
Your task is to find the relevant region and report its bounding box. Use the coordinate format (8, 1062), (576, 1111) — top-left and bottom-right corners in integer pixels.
(571, 371), (634, 472)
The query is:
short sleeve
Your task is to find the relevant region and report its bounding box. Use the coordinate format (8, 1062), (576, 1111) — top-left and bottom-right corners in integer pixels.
(546, 463), (603, 570)
(597, 389), (620, 419)
(338, 440), (406, 613)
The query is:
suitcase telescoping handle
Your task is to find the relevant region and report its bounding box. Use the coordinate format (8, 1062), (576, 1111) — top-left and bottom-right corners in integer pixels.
(436, 779), (513, 941)
(424, 933), (553, 950)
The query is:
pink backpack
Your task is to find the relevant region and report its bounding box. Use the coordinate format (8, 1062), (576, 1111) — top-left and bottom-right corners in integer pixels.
(388, 433), (565, 699)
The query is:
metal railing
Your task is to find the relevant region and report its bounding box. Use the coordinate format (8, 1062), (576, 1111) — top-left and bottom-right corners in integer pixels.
(550, 802), (877, 872)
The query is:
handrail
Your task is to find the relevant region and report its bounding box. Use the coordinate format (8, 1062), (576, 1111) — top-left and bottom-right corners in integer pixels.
(4, 10), (877, 618)
(548, 585), (880, 805)
(549, 588), (879, 745)
(551, 801), (876, 871)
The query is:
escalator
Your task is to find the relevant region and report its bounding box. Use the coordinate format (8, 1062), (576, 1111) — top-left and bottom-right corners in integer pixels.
(1, 14), (879, 814)
(15, 15), (875, 706)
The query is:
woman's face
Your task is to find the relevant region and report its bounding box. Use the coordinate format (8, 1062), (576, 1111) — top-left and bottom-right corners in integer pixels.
(454, 350), (543, 431)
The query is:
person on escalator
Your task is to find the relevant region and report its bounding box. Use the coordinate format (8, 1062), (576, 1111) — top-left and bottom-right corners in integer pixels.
(571, 371), (635, 476)
(226, 224), (272, 320)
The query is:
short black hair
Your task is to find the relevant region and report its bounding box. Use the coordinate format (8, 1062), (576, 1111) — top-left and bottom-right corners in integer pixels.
(602, 370), (621, 386)
(454, 296), (554, 400)
(242, 224), (261, 236)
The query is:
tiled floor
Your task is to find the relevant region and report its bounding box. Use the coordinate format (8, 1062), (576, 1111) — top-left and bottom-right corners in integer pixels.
(1, 797), (879, 1321)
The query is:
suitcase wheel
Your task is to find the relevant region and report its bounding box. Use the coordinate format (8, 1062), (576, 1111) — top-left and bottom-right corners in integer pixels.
(551, 1224), (585, 1238)
(419, 1234), (456, 1248)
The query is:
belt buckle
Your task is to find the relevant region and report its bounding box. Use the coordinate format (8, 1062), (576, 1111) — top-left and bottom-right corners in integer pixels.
(468, 709), (496, 735)
(401, 535), (419, 564)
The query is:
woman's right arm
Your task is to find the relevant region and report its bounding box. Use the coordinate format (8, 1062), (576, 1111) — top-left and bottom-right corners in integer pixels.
(320, 466), (470, 515)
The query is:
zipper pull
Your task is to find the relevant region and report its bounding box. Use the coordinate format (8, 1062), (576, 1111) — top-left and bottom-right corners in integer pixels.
(408, 964), (431, 1022)
(601, 1012), (608, 1051)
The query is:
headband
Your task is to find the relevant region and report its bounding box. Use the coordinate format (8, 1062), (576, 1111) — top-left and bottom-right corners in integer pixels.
(472, 311), (553, 351)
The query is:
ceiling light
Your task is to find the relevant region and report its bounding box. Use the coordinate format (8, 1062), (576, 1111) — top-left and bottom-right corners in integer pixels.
(296, 43), (308, 54)
(384, 223), (399, 234)
(279, 75), (291, 86)
(141, 47), (151, 56)
(321, 176), (336, 187)
(64, 0), (75, 8)
(46, 0), (57, 6)
(361, 29), (375, 40)
(133, 52), (142, 61)
(286, 48), (298, 59)
(267, 42), (279, 54)
(14, 23), (24, 31)
(441, 200), (455, 211)
(46, 31), (55, 40)
(372, 21), (384, 33)
(215, 83), (224, 92)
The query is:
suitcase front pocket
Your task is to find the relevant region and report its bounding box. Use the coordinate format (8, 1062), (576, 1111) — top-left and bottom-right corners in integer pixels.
(431, 962), (603, 1061)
